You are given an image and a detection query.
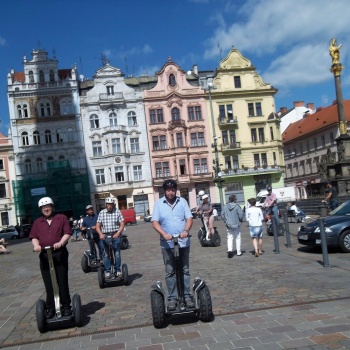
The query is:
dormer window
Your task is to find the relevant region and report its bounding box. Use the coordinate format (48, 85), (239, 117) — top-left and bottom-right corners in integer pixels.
(107, 86), (114, 95)
(169, 74), (176, 87)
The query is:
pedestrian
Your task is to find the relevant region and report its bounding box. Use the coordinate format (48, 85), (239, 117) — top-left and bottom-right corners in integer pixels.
(78, 215), (86, 240)
(0, 238), (10, 254)
(290, 201), (309, 223)
(212, 208), (219, 221)
(71, 219), (80, 241)
(152, 179), (194, 311)
(96, 197), (125, 278)
(197, 194), (214, 235)
(322, 181), (339, 210)
(222, 194), (243, 258)
(246, 198), (264, 257)
(80, 205), (105, 264)
(29, 197), (73, 319)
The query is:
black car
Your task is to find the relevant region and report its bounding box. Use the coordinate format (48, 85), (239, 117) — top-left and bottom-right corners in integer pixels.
(298, 200), (350, 253)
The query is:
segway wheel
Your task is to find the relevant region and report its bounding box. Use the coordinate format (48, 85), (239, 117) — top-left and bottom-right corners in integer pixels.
(211, 230), (221, 247)
(98, 266), (105, 289)
(198, 285), (213, 322)
(81, 254), (91, 273)
(121, 236), (129, 250)
(36, 299), (47, 333)
(150, 290), (167, 329)
(122, 263), (129, 285)
(72, 294), (83, 327)
(198, 229), (203, 240)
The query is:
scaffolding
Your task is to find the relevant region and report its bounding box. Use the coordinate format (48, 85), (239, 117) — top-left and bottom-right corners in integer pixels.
(12, 160), (91, 223)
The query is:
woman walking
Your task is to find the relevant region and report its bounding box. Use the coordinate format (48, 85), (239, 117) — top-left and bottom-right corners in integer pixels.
(246, 198), (264, 257)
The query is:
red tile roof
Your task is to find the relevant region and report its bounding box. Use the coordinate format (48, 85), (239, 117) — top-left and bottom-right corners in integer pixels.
(282, 100), (350, 143)
(13, 72), (25, 83)
(11, 69), (72, 83)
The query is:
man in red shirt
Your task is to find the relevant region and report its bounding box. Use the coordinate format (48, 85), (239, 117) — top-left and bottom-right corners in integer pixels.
(30, 197), (72, 319)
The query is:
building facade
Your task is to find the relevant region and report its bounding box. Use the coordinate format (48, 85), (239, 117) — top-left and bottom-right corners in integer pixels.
(79, 63), (153, 215)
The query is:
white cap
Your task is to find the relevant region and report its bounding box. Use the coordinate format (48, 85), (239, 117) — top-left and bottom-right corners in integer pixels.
(202, 194), (209, 200)
(198, 190), (205, 196)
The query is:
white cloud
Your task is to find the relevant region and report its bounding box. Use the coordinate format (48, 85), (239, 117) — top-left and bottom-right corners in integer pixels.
(136, 65), (160, 77)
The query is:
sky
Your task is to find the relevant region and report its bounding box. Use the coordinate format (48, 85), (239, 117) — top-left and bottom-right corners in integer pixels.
(1, 0), (350, 136)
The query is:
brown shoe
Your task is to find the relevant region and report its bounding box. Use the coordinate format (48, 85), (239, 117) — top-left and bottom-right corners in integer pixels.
(255, 251), (259, 257)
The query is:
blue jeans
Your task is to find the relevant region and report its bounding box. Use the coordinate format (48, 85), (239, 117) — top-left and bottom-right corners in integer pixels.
(161, 246), (191, 301)
(102, 236), (121, 273)
(88, 234), (105, 260)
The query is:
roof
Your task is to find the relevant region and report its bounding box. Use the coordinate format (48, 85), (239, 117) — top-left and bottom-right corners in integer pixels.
(282, 100), (350, 143)
(10, 69), (71, 83)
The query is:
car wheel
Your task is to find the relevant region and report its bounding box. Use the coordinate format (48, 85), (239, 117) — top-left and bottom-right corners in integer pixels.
(339, 230), (350, 253)
(150, 290), (167, 328)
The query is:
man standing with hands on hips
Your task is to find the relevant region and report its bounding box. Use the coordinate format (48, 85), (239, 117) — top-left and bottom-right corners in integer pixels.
(152, 179), (194, 311)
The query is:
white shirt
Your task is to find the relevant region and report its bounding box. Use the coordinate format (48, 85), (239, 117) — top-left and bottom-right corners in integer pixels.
(246, 206), (264, 227)
(290, 204), (301, 214)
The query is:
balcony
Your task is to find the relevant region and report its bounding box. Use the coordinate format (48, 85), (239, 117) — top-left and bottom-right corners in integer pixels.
(168, 119), (186, 129)
(99, 92), (124, 101)
(218, 117), (238, 129)
(189, 173), (214, 181)
(221, 142), (241, 152)
(221, 165), (281, 176)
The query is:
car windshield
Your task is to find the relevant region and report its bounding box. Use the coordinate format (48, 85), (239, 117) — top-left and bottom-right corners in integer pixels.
(330, 201), (350, 216)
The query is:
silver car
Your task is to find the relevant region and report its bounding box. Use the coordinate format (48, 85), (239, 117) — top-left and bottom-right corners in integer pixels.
(0, 228), (20, 240)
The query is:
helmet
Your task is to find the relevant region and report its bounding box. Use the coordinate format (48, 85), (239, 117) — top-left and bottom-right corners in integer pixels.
(85, 205), (93, 210)
(38, 197), (54, 208)
(202, 194), (209, 200)
(162, 179), (177, 190)
(198, 190), (205, 196)
(267, 186), (272, 192)
(105, 197), (115, 204)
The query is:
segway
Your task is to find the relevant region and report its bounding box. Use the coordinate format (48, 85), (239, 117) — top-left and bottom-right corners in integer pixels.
(81, 228), (103, 273)
(36, 246), (83, 333)
(197, 214), (221, 247)
(150, 234), (213, 329)
(120, 232), (129, 250)
(97, 235), (129, 288)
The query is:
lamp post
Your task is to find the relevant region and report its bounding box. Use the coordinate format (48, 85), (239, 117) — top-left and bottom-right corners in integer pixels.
(140, 190), (146, 216)
(205, 83), (224, 207)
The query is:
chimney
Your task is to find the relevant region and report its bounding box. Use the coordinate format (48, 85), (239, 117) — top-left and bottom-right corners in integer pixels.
(280, 107), (287, 114)
(192, 64), (198, 75)
(293, 101), (304, 108)
(307, 103), (315, 110)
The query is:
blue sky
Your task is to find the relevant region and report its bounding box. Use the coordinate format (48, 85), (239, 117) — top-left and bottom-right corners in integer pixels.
(1, 0), (350, 135)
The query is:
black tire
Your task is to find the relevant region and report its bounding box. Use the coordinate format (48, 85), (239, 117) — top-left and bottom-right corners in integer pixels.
(98, 266), (105, 289)
(150, 290), (166, 329)
(198, 285), (213, 322)
(122, 264), (129, 285)
(198, 228), (203, 240)
(211, 230), (221, 247)
(200, 234), (206, 247)
(36, 299), (47, 333)
(72, 294), (83, 327)
(121, 236), (129, 250)
(81, 255), (91, 273)
(339, 230), (350, 253)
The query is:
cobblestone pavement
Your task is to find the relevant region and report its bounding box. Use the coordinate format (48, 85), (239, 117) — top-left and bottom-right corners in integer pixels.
(0, 218), (349, 349)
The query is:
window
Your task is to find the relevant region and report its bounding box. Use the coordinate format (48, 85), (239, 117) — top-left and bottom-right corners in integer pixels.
(133, 165), (142, 181)
(112, 138), (121, 153)
(188, 106), (202, 120)
(56, 129), (63, 143)
(234, 76), (241, 88)
(109, 112), (117, 127)
(25, 159), (32, 174)
(0, 159), (3, 170)
(254, 154), (260, 167)
(45, 130), (52, 144)
(36, 158), (44, 172)
(155, 162), (170, 178)
(160, 135), (167, 149)
(0, 183), (5, 198)
(153, 136), (160, 150)
(248, 102), (262, 116)
(219, 104), (233, 120)
(107, 86), (114, 95)
(330, 132), (334, 144)
(128, 111), (137, 126)
(169, 74), (176, 86)
(61, 99), (73, 115)
(171, 107), (180, 121)
(258, 128), (265, 142)
(233, 155), (239, 169)
(130, 138), (140, 153)
(225, 156), (232, 170)
(96, 169), (105, 185)
(29, 70), (34, 83)
(314, 138), (317, 149)
(273, 152), (277, 165)
(251, 129), (257, 142)
(149, 109), (164, 123)
(39, 101), (51, 117)
(176, 133), (183, 147)
(179, 159), (186, 175)
(59, 155), (65, 160)
(114, 166), (124, 182)
(39, 70), (45, 83)
(321, 135), (326, 147)
(190, 132), (205, 147)
(17, 103), (29, 118)
(22, 132), (29, 146)
(67, 128), (74, 142)
(299, 143), (303, 154)
(49, 69), (55, 82)
(93, 141), (102, 156)
(90, 114), (99, 129)
(270, 127), (274, 140)
(193, 158), (208, 174)
(261, 153), (267, 166)
(153, 135), (167, 150)
(33, 131), (40, 145)
(300, 161), (305, 175)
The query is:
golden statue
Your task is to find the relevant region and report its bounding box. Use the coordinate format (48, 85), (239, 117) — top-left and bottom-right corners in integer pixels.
(329, 38), (342, 65)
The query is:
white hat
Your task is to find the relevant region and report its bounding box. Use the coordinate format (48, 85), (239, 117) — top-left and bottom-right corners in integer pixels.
(202, 194), (209, 200)
(198, 190), (205, 196)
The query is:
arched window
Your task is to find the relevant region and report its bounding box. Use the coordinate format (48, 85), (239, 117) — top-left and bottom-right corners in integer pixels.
(47, 156), (54, 161)
(60, 98), (73, 115)
(171, 107), (180, 121)
(36, 158), (44, 172)
(49, 69), (55, 82)
(21, 132), (29, 146)
(39, 70), (45, 83)
(169, 74), (176, 87)
(25, 159), (32, 174)
(128, 111), (137, 126)
(45, 130), (52, 144)
(56, 129), (63, 143)
(90, 114), (99, 129)
(39, 100), (52, 117)
(29, 70), (34, 83)
(67, 128), (74, 142)
(33, 130), (40, 145)
(109, 112), (118, 127)
(59, 155), (65, 160)
(17, 103), (29, 118)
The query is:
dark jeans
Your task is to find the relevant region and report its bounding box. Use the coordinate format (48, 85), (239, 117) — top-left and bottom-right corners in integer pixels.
(330, 199), (338, 210)
(39, 247), (71, 309)
(88, 234), (105, 260)
(102, 236), (121, 273)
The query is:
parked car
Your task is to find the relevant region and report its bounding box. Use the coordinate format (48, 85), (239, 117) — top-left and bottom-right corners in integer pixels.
(120, 209), (137, 225)
(0, 227), (20, 240)
(20, 224), (32, 238)
(144, 213), (152, 222)
(298, 200), (350, 253)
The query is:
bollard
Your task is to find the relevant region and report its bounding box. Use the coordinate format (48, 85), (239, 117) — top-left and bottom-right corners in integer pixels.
(319, 202), (328, 217)
(272, 216), (280, 254)
(283, 212), (292, 248)
(319, 218), (330, 268)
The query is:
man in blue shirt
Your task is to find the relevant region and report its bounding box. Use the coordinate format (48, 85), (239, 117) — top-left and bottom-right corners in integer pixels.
(152, 179), (194, 311)
(81, 205), (105, 265)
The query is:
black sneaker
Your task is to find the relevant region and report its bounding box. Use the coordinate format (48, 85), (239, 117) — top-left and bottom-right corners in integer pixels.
(46, 308), (55, 319)
(227, 251), (234, 258)
(62, 306), (72, 317)
(185, 298), (195, 308)
(168, 300), (177, 311)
